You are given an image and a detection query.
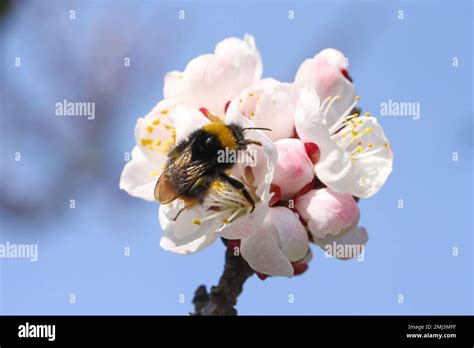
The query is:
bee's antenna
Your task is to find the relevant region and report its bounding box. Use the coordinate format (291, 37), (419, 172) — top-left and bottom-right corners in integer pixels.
(242, 127), (272, 131)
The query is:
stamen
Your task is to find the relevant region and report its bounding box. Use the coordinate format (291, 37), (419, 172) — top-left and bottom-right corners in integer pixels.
(323, 95), (340, 117)
(320, 96), (332, 112)
(201, 177), (255, 225)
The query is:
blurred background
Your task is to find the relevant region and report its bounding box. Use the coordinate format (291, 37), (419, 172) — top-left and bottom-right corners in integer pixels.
(0, 0), (472, 314)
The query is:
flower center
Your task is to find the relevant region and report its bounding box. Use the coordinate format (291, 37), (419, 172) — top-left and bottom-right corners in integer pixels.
(192, 170), (257, 226)
(321, 95), (388, 163)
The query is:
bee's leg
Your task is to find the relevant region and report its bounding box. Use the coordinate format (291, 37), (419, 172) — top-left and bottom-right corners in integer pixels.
(219, 173), (256, 213)
(240, 139), (262, 147)
(171, 197), (198, 221)
(171, 206), (186, 221)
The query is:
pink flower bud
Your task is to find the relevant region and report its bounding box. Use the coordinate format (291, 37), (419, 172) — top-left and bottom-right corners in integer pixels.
(272, 138), (314, 200)
(295, 188), (359, 239)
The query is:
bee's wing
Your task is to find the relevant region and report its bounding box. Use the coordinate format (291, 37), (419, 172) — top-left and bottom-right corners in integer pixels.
(154, 169), (179, 204)
(154, 148), (212, 204)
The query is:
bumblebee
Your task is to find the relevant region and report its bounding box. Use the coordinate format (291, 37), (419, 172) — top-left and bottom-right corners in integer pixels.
(154, 121), (270, 220)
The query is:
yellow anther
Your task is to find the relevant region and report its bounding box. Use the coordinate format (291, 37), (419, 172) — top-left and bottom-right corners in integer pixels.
(248, 92), (254, 97)
(365, 112), (370, 117)
(351, 130), (358, 136)
(152, 119), (160, 125)
(354, 113), (359, 117)
(141, 138), (153, 146)
(384, 142), (389, 149)
(146, 126), (154, 133)
(150, 170), (159, 177)
(164, 124), (173, 130)
(156, 139), (162, 146)
(192, 219), (201, 225)
(211, 180), (224, 191)
(250, 112), (255, 117)
(160, 109), (168, 115)
(223, 218), (230, 224)
(368, 143), (374, 148)
(356, 145), (363, 153)
(355, 96), (360, 100)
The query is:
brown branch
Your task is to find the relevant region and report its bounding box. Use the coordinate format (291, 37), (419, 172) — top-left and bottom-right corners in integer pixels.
(192, 245), (254, 315)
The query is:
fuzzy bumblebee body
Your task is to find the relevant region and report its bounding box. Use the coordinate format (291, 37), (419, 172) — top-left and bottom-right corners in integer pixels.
(154, 122), (265, 216)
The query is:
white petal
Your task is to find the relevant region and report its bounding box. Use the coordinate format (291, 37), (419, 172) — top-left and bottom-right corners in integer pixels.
(163, 71), (185, 102)
(269, 207), (308, 262)
(119, 146), (161, 201)
(252, 83), (298, 141)
(348, 117), (394, 198)
(314, 146), (363, 196)
(318, 48), (348, 69)
(234, 78), (279, 119)
(214, 34), (263, 82)
(318, 117), (393, 198)
(135, 100), (209, 164)
(158, 203), (220, 254)
(230, 80), (297, 141)
(294, 55), (355, 128)
(163, 35), (262, 115)
(160, 233), (218, 255)
(240, 212), (294, 277)
(217, 201), (269, 240)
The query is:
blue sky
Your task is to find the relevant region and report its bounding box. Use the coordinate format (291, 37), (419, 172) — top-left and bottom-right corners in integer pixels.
(0, 0), (472, 315)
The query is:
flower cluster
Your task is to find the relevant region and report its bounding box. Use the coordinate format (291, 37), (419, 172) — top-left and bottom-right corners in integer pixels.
(120, 35), (393, 278)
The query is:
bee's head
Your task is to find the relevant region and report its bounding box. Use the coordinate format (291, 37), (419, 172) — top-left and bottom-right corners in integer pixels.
(192, 130), (223, 159)
(196, 122), (271, 158)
